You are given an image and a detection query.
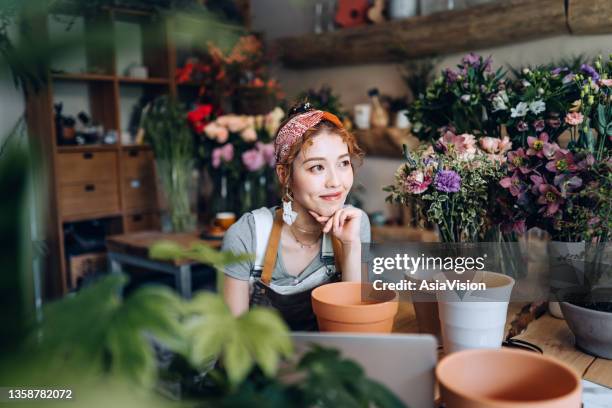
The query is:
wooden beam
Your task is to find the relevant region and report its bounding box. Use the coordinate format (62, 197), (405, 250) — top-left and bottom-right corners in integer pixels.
(276, 0), (567, 68)
(567, 0), (612, 35)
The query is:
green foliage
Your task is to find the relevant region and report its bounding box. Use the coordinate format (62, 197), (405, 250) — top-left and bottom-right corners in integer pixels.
(184, 293), (293, 386)
(23, 274), (186, 387)
(198, 346), (407, 408)
(143, 96), (194, 163)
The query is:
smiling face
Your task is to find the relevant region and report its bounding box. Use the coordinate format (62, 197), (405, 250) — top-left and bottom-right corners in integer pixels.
(285, 131), (354, 217)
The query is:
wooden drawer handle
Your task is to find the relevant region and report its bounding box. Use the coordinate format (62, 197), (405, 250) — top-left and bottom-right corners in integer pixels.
(130, 179), (141, 189)
(83, 152), (93, 159)
(132, 214), (143, 222)
(84, 184), (96, 192)
(128, 150), (139, 157)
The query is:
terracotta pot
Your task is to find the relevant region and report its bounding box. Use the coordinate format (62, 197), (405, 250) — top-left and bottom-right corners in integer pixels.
(405, 269), (443, 342)
(437, 348), (581, 408)
(311, 282), (398, 333)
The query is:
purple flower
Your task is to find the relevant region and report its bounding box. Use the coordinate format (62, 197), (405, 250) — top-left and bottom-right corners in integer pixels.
(526, 133), (549, 158)
(517, 120), (529, 132)
(445, 69), (458, 84)
(434, 170), (461, 193)
(462, 52), (481, 68)
(551, 67), (568, 76)
(581, 64), (600, 82)
(241, 148), (265, 172)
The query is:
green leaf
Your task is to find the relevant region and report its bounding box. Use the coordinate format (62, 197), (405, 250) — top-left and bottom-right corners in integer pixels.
(223, 333), (253, 386)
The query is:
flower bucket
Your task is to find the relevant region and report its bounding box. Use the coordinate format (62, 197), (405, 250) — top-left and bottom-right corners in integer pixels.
(311, 282), (398, 333)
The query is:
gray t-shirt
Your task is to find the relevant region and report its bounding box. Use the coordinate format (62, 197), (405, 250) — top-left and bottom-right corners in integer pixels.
(221, 206), (371, 286)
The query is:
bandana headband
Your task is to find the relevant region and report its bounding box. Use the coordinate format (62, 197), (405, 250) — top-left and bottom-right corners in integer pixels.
(274, 110), (344, 164)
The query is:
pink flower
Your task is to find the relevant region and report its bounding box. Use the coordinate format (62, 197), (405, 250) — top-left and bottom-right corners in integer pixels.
(507, 148), (530, 174)
(479, 137), (500, 154)
(533, 120), (545, 132)
(529, 174), (545, 194)
(436, 131), (476, 160)
(545, 150), (577, 173)
(242, 148), (265, 172)
(212, 143), (234, 168)
(498, 136), (512, 154)
(526, 133), (549, 158)
(403, 170), (432, 194)
(537, 184), (564, 216)
(542, 142), (559, 160)
(256, 142), (276, 167)
(600, 79), (612, 87)
(564, 112), (584, 126)
(500, 172), (524, 197)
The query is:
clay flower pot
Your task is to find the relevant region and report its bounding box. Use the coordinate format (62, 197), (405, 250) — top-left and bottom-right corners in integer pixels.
(561, 301), (612, 359)
(436, 348), (581, 408)
(311, 282), (398, 332)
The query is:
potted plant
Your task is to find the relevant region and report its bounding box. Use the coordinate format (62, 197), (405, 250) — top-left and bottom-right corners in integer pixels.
(384, 133), (517, 348)
(497, 56), (611, 357)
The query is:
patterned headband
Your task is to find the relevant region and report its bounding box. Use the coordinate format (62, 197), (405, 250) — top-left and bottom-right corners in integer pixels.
(274, 110), (344, 163)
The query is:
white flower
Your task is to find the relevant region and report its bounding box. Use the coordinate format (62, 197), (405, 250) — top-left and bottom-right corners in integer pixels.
(522, 80), (531, 88)
(529, 100), (546, 115)
(522, 68), (531, 75)
(510, 102), (529, 118)
(492, 90), (509, 111)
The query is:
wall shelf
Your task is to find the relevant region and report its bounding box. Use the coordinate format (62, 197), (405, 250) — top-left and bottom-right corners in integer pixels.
(354, 127), (420, 158)
(275, 0), (610, 68)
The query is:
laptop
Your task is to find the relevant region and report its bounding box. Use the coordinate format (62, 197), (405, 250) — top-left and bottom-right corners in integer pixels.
(292, 332), (437, 408)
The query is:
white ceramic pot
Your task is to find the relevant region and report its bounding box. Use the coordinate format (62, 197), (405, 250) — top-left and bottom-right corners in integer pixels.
(395, 109), (410, 129)
(353, 104), (371, 129)
(435, 271), (515, 354)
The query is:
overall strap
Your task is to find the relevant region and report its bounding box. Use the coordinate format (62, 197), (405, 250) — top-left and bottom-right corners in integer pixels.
(331, 237), (343, 275)
(261, 209), (284, 285)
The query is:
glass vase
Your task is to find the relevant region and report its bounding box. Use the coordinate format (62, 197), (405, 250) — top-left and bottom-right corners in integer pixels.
(157, 159), (197, 233)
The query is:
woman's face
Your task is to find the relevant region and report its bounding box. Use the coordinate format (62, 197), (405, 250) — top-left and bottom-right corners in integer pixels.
(289, 131), (354, 217)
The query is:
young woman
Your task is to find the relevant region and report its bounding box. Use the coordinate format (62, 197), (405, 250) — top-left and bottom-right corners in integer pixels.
(222, 103), (370, 330)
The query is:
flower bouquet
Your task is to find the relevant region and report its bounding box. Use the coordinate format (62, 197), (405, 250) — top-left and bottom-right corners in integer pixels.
(385, 131), (508, 243)
(188, 105), (285, 215)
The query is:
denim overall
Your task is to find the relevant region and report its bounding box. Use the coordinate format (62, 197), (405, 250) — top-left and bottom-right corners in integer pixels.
(248, 208), (342, 331)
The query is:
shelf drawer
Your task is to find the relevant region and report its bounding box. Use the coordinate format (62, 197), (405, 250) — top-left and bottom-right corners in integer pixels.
(57, 151), (118, 184)
(122, 148), (155, 180)
(123, 178), (157, 210)
(59, 182), (120, 218)
(124, 212), (160, 233)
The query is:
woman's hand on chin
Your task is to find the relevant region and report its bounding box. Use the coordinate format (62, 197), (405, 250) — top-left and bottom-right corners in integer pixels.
(308, 206), (361, 245)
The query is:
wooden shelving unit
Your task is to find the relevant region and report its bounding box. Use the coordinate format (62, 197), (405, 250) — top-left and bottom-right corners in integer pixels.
(275, 0), (611, 68)
(25, 7), (185, 298)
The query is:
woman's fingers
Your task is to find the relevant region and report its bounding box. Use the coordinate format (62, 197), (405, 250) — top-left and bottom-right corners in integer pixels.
(323, 216), (334, 233)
